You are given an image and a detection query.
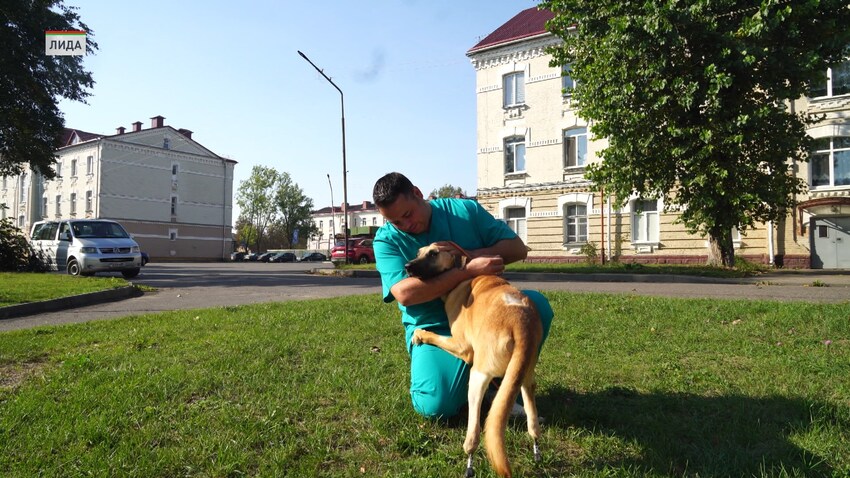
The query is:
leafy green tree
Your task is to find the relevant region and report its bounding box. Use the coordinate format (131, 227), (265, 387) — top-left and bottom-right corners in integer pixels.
(273, 172), (318, 249)
(429, 184), (467, 199)
(1, 0), (97, 178)
(236, 165), (280, 252)
(543, 0), (850, 266)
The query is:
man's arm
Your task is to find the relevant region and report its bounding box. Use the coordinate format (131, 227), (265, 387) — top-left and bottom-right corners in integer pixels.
(466, 236), (528, 265)
(390, 255), (505, 307)
(391, 236), (526, 307)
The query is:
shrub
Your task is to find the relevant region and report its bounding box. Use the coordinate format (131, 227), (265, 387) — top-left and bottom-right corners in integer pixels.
(0, 216), (48, 272)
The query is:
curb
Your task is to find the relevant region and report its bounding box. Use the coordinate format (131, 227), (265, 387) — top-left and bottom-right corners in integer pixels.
(310, 268), (850, 286)
(310, 268), (745, 284)
(0, 286), (143, 320)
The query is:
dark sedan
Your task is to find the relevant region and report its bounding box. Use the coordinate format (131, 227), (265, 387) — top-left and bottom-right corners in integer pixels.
(269, 252), (297, 263)
(299, 252), (327, 262)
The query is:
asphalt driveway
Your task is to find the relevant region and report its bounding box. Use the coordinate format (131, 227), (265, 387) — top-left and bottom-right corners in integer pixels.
(0, 262), (848, 332)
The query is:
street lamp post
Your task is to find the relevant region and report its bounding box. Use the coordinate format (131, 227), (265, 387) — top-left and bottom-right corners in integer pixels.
(298, 50), (349, 264)
(327, 173), (337, 252)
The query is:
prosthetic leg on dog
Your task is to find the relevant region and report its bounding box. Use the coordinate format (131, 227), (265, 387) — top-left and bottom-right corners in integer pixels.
(405, 243), (543, 478)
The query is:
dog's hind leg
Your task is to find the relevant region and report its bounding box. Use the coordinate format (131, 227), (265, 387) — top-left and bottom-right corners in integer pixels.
(464, 368), (491, 477)
(520, 370), (542, 462)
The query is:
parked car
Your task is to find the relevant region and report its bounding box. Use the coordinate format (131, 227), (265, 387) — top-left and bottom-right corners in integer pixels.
(270, 252), (297, 263)
(300, 252), (327, 262)
(331, 238), (375, 264)
(245, 253), (259, 261)
(29, 219), (142, 278)
(231, 251), (246, 262)
(257, 252), (276, 262)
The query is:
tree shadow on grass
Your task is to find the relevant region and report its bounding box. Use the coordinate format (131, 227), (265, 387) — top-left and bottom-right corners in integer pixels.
(536, 385), (842, 477)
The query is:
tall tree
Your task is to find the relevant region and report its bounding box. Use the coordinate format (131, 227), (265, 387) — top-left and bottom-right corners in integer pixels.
(274, 172), (318, 249)
(0, 0), (97, 178)
(236, 165), (280, 252)
(429, 184), (467, 198)
(542, 0), (850, 266)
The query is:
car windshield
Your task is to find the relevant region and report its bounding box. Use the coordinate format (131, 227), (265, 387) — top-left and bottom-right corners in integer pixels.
(72, 221), (130, 239)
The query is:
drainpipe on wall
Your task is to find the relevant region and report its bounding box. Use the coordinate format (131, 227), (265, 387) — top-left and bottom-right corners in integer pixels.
(222, 160), (228, 261)
(767, 220), (774, 265)
(606, 194), (612, 263)
(600, 188), (606, 265)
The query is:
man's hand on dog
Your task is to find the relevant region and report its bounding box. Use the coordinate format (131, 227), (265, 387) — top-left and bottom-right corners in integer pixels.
(433, 241), (505, 277)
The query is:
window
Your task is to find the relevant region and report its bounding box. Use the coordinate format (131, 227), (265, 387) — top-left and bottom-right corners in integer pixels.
(562, 63), (576, 96)
(810, 60), (850, 98)
(632, 199), (659, 243)
(504, 207), (527, 242)
(71, 159), (77, 177)
(86, 156), (93, 175)
(56, 161), (62, 178)
(564, 128), (588, 168)
(172, 163), (179, 175)
(504, 136), (526, 174)
(503, 71), (525, 107)
(42, 197), (48, 217)
(169, 229), (178, 241)
(372, 217), (377, 226)
(361, 218), (366, 226)
(55, 195), (61, 215)
(70, 193), (77, 215)
(811, 137), (850, 187)
(170, 196), (177, 215)
(2, 177), (6, 189)
(164, 138), (170, 149)
(319, 220), (323, 231)
(86, 190), (93, 212)
(563, 204), (588, 244)
(18, 173), (27, 203)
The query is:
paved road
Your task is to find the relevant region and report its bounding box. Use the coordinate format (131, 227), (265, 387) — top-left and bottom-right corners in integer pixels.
(1, 262), (848, 332)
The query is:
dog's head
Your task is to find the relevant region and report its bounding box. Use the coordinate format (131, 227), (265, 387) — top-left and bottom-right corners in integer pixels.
(404, 243), (460, 280)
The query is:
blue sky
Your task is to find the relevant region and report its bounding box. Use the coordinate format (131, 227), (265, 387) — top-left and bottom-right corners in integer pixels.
(58, 0), (538, 222)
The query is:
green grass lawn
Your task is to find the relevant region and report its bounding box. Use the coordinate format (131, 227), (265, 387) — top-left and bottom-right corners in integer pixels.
(1, 293), (848, 477)
(0, 273), (131, 307)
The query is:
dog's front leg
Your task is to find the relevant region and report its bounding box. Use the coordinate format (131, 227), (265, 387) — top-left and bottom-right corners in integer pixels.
(411, 329), (473, 364)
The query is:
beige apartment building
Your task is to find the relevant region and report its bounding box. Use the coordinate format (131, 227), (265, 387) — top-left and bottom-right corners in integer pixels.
(0, 116), (236, 261)
(467, 7), (850, 269)
(309, 201), (384, 252)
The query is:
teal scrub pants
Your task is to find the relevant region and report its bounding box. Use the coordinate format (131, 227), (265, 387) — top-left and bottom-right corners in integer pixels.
(407, 290), (554, 419)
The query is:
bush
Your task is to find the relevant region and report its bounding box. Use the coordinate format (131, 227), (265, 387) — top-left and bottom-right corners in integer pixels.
(0, 217), (48, 272)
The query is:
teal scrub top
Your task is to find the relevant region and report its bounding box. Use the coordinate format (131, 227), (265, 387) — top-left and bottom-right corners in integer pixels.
(374, 198), (518, 335)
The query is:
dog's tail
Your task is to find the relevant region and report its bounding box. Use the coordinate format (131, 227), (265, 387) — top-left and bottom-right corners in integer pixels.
(484, 325), (537, 478)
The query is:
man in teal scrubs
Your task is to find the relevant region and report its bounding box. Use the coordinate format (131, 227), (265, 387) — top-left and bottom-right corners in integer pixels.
(372, 172), (554, 418)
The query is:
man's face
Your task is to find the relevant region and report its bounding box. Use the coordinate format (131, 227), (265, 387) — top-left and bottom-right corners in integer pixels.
(378, 189), (430, 235)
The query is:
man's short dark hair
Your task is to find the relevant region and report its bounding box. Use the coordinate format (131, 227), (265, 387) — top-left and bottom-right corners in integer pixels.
(373, 172), (415, 207)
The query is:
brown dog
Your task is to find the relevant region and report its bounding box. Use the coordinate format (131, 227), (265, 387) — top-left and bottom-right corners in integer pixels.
(405, 242), (543, 478)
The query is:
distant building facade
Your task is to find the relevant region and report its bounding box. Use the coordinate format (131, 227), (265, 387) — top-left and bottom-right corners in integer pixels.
(309, 201), (384, 251)
(0, 115), (236, 262)
(467, 8), (850, 268)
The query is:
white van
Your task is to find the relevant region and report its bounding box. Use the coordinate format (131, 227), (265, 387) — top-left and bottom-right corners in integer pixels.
(30, 219), (142, 278)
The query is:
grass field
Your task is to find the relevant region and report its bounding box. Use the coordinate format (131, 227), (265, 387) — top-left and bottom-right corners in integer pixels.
(1, 292), (848, 477)
(0, 273), (130, 307)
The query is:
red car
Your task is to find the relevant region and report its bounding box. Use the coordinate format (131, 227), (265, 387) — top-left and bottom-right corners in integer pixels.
(331, 238), (375, 264)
